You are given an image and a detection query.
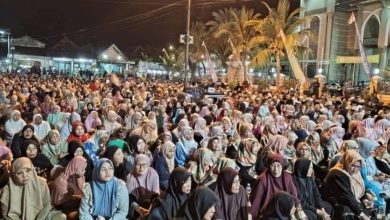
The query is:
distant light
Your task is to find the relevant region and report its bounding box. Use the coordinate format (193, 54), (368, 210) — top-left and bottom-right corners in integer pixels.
(250, 68), (254, 73)
(102, 54), (108, 59)
(117, 56), (122, 60)
(0, 31), (4, 35)
(222, 68), (226, 72)
(318, 68), (323, 74)
(78, 58), (86, 62)
(271, 67), (276, 73)
(5, 59), (10, 63)
(169, 45), (174, 50)
(374, 68), (380, 74)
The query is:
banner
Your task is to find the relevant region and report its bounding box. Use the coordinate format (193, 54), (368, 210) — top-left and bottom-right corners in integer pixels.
(336, 54), (380, 64)
(201, 41), (218, 83)
(348, 13), (371, 78)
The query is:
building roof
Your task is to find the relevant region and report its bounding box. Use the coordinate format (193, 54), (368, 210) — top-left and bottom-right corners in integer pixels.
(97, 43), (129, 62)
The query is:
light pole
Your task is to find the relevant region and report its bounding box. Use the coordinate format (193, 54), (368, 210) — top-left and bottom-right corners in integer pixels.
(10, 46), (15, 72)
(184, 0), (191, 89)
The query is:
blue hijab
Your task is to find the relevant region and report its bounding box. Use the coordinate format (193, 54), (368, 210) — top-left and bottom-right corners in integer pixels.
(91, 158), (118, 217)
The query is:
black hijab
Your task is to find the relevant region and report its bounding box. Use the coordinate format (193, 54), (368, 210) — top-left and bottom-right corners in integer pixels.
(62, 140), (93, 181)
(126, 134), (145, 155)
(160, 167), (191, 219)
(260, 191), (295, 220)
(293, 158), (316, 210)
(104, 146), (129, 181)
(21, 139), (52, 176)
(213, 167), (248, 220)
(176, 186), (219, 220)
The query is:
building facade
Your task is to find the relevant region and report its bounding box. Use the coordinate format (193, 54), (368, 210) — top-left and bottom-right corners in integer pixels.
(301, 0), (390, 83)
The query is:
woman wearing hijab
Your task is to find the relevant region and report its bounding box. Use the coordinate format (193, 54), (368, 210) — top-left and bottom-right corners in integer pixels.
(293, 158), (332, 220)
(49, 156), (87, 219)
(0, 157), (53, 219)
(5, 110), (26, 140)
(103, 146), (133, 181)
(321, 150), (370, 220)
(126, 154), (160, 219)
(32, 113), (51, 142)
(154, 141), (176, 191)
(79, 158), (129, 220)
(42, 130), (68, 166)
(58, 140), (93, 182)
(84, 111), (102, 133)
(47, 105), (66, 129)
(67, 121), (90, 143)
(194, 117), (209, 140)
(59, 112), (81, 141)
(22, 139), (52, 178)
(84, 129), (110, 164)
(213, 167), (248, 220)
(236, 137), (262, 187)
(250, 154), (302, 218)
(259, 191), (296, 220)
(127, 134), (153, 164)
(190, 148), (218, 187)
(0, 145), (12, 189)
(330, 126), (345, 150)
(148, 167), (192, 220)
(207, 136), (224, 159)
(175, 126), (198, 167)
(175, 186), (219, 220)
(10, 124), (40, 159)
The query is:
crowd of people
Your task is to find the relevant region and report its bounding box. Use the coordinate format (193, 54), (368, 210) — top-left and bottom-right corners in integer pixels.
(0, 73), (389, 220)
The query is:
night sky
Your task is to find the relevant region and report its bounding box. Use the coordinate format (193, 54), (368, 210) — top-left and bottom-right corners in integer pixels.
(0, 0), (299, 52)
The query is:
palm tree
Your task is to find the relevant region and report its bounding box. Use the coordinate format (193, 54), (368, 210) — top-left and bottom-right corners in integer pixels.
(189, 21), (209, 79)
(159, 46), (185, 79)
(207, 6), (261, 85)
(250, 0), (315, 90)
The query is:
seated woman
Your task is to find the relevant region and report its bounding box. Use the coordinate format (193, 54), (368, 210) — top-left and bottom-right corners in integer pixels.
(175, 186), (219, 220)
(0, 144), (12, 189)
(126, 154), (160, 219)
(175, 126), (198, 167)
(49, 156), (87, 220)
(0, 157), (54, 219)
(42, 130), (68, 166)
(148, 167), (192, 220)
(190, 147), (218, 187)
(103, 146), (133, 181)
(58, 140), (93, 181)
(236, 137), (262, 187)
(213, 167), (248, 220)
(127, 135), (153, 164)
(79, 158), (129, 220)
(67, 121), (90, 143)
(22, 139), (52, 178)
(250, 154), (304, 219)
(154, 141), (176, 191)
(293, 158), (332, 220)
(259, 191), (296, 220)
(10, 124), (39, 159)
(321, 150), (370, 220)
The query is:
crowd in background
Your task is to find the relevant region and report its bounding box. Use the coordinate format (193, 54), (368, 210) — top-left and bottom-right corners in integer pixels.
(0, 73), (389, 220)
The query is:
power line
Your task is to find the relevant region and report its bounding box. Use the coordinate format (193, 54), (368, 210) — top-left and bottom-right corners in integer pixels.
(36, 0), (186, 40)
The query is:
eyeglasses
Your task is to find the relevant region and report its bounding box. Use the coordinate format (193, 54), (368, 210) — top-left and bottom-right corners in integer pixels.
(136, 163), (148, 169)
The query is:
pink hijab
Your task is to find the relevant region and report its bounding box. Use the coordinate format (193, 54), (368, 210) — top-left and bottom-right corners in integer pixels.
(49, 156), (87, 206)
(266, 135), (289, 154)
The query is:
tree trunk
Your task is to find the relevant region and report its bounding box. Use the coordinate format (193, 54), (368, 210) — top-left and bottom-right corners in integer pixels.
(276, 54), (282, 91)
(201, 61), (206, 78)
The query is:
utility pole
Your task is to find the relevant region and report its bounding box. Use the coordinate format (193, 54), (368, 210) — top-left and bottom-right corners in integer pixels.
(184, 0), (191, 89)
